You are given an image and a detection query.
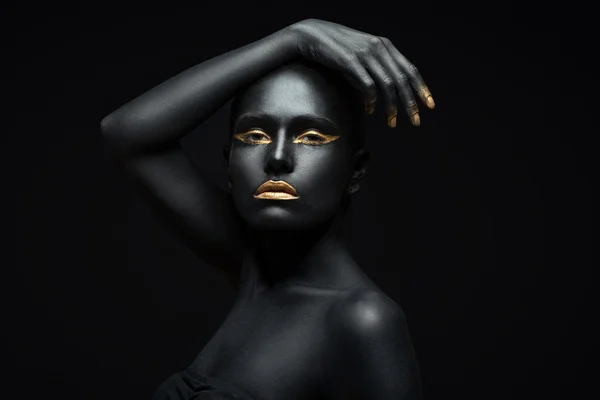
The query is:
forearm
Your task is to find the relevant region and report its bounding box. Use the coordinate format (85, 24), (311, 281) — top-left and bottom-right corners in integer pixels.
(100, 27), (298, 153)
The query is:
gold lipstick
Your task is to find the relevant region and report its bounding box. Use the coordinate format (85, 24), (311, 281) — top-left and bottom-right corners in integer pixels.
(254, 180), (299, 200)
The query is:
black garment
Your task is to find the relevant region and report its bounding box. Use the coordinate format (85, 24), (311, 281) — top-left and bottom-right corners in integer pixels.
(152, 368), (257, 400)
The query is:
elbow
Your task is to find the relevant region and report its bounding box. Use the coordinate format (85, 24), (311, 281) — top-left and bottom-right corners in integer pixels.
(99, 115), (111, 132)
(100, 114), (115, 140)
(99, 114), (129, 151)
(100, 114), (118, 140)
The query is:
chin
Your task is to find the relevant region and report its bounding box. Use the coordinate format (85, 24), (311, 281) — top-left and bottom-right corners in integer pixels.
(243, 204), (335, 232)
(244, 207), (303, 231)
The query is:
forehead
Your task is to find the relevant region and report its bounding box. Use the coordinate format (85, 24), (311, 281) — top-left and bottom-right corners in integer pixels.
(233, 68), (346, 126)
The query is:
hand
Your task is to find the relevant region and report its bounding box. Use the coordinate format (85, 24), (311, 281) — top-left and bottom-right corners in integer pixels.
(288, 18), (435, 127)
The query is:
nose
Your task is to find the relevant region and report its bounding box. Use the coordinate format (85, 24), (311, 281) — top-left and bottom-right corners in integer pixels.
(264, 132), (294, 175)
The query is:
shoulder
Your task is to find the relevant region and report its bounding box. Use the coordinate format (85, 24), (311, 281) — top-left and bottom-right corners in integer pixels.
(329, 289), (408, 340)
(324, 289), (421, 397)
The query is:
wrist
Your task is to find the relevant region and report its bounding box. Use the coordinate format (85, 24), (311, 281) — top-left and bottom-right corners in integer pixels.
(273, 25), (300, 61)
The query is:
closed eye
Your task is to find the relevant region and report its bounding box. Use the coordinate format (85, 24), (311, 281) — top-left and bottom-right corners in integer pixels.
(293, 130), (340, 145)
(234, 129), (272, 144)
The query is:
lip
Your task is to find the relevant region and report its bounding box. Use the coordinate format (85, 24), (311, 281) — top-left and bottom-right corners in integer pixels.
(254, 180), (299, 200)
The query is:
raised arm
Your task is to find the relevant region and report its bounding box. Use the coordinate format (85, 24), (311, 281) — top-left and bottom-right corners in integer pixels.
(100, 27), (298, 287)
(99, 19), (435, 287)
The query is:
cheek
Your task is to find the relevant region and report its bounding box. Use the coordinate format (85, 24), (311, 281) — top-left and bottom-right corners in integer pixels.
(295, 147), (352, 203)
(228, 149), (263, 186)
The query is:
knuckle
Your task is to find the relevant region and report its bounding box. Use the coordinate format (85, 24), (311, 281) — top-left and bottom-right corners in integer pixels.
(368, 36), (386, 51)
(364, 79), (377, 96)
(342, 53), (355, 63)
(368, 36), (382, 47)
(346, 55), (361, 68)
(365, 77), (376, 91)
(356, 46), (370, 57)
(406, 63), (419, 75)
(397, 73), (409, 83)
(382, 75), (395, 89)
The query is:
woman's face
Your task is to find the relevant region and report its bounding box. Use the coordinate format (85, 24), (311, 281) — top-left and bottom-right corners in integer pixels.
(228, 67), (357, 231)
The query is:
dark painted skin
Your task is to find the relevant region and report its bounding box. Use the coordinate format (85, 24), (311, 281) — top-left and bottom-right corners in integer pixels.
(229, 67), (357, 233)
(101, 19), (434, 400)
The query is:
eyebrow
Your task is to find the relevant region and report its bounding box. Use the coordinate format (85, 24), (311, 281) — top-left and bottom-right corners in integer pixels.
(235, 112), (342, 134)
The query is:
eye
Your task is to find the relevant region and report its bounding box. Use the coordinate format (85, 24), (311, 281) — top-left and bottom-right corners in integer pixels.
(234, 129), (272, 145)
(293, 130), (340, 145)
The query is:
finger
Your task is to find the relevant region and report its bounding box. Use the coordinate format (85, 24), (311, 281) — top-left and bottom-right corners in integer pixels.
(326, 38), (378, 114)
(382, 38), (435, 109)
(373, 39), (420, 126)
(361, 54), (400, 128)
(338, 60), (378, 114)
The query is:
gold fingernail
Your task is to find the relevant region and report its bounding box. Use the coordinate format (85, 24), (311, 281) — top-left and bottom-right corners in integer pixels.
(421, 87), (435, 109)
(387, 107), (397, 128)
(388, 114), (397, 128)
(426, 96), (435, 109)
(413, 113), (420, 126)
(407, 103), (419, 124)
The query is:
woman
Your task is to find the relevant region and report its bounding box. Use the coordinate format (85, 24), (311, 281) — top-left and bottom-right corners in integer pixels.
(101, 18), (435, 400)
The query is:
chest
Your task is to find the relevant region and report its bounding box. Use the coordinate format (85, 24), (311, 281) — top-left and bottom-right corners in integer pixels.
(191, 288), (340, 399)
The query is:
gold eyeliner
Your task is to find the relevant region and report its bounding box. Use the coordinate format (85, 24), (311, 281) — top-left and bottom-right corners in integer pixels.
(293, 130), (340, 145)
(234, 129), (272, 144)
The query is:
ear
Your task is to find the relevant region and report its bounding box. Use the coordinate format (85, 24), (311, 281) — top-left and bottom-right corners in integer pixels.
(347, 149), (370, 194)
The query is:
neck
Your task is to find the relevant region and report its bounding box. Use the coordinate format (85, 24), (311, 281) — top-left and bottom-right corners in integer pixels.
(240, 210), (352, 294)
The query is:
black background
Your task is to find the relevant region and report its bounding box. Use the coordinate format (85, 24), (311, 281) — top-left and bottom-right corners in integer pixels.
(8, 1), (595, 399)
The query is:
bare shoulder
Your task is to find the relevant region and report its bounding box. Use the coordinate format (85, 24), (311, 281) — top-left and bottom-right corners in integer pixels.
(323, 288), (422, 399)
(328, 288), (408, 339)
